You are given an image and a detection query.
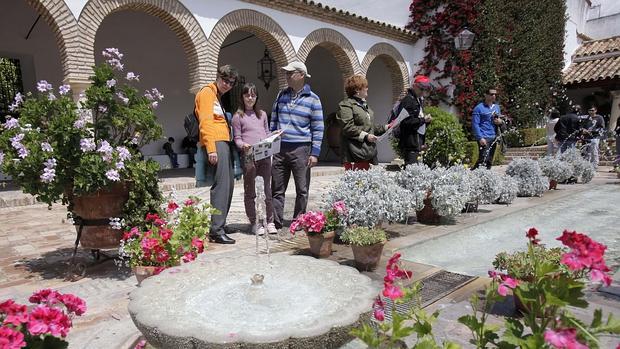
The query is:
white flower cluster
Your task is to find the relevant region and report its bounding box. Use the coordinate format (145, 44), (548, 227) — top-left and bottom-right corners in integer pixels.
(506, 158), (548, 197)
(325, 167), (414, 227)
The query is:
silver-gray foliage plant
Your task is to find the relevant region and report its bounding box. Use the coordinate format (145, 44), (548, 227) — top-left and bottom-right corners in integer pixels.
(557, 148), (595, 183)
(497, 175), (519, 204)
(396, 164), (472, 217)
(506, 158), (549, 197)
(537, 156), (573, 182)
(325, 167), (414, 228)
(471, 168), (503, 204)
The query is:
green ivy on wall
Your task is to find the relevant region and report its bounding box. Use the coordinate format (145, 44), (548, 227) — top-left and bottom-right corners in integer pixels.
(407, 0), (567, 131)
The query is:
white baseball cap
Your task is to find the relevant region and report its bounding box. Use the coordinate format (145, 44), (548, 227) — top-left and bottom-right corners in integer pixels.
(281, 61), (311, 78)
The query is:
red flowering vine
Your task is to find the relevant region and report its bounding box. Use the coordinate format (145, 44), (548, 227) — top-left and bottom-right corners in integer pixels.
(407, 0), (482, 118)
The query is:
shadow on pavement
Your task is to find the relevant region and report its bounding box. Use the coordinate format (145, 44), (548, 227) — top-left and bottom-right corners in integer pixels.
(16, 247), (133, 282)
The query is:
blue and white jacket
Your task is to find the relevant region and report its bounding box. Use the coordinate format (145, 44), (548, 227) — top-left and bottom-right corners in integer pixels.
(270, 84), (324, 157)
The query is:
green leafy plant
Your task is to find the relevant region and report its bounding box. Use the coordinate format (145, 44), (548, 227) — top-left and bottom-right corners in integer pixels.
(0, 48), (164, 229)
(460, 227), (620, 348)
(423, 107), (467, 168)
(351, 253), (461, 349)
(492, 244), (567, 282)
(341, 227), (387, 246)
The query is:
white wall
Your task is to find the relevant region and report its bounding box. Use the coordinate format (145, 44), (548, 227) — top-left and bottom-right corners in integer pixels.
(0, 0), (64, 92)
(317, 0), (413, 28)
(585, 14), (620, 39)
(94, 10), (194, 156)
(565, 0), (590, 69)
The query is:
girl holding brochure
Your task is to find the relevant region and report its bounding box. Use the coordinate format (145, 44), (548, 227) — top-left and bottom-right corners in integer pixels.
(335, 74), (391, 171)
(231, 83), (278, 235)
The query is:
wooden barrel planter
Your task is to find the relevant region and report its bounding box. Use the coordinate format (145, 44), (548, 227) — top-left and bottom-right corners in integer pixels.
(71, 182), (130, 249)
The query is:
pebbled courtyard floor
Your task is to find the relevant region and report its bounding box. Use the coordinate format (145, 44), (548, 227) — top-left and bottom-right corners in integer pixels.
(0, 165), (618, 348)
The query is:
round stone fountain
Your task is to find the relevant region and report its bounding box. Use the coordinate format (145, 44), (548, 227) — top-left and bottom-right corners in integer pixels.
(128, 254), (378, 348)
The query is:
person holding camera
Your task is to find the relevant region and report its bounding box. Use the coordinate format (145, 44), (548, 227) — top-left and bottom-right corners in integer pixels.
(472, 88), (504, 170)
(583, 106), (605, 169)
(554, 105), (581, 153)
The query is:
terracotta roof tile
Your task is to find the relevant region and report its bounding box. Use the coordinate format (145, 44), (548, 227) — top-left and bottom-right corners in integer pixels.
(563, 36), (620, 85)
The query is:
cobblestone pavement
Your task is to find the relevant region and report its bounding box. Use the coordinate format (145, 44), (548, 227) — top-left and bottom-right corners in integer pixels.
(0, 166), (619, 348)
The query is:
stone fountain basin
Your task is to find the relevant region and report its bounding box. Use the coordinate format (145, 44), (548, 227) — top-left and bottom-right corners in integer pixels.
(128, 254), (378, 349)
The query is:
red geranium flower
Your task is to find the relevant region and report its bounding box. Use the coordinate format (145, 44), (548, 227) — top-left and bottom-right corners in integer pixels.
(166, 201), (179, 213)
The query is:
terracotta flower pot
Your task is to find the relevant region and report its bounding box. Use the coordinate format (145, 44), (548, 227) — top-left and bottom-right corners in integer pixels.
(549, 179), (558, 190)
(416, 197), (441, 224)
(351, 242), (385, 271)
(307, 231), (335, 258)
(71, 182), (130, 249)
(133, 265), (164, 285)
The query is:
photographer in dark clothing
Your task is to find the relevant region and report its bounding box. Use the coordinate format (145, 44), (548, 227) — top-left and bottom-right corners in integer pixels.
(555, 105), (582, 153)
(392, 75), (433, 165)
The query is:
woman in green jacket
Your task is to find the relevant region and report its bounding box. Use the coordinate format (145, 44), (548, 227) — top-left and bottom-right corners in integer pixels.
(336, 74), (390, 170)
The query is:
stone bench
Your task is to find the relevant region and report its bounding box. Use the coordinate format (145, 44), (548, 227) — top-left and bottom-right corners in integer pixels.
(144, 154), (190, 169)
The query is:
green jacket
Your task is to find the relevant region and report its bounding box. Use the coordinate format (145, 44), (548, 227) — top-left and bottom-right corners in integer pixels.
(335, 97), (387, 164)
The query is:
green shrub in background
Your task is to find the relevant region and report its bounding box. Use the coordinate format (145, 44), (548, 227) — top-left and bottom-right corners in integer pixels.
(465, 141), (505, 167)
(519, 128), (547, 146)
(422, 106), (466, 167)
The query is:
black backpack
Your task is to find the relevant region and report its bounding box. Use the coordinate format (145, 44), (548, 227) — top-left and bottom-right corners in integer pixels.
(184, 110), (199, 143)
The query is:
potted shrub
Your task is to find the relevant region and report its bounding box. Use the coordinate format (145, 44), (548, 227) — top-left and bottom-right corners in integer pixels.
(119, 196), (216, 284)
(470, 168), (502, 205)
(420, 106), (467, 168)
(397, 164), (472, 223)
(0, 289), (86, 348)
(290, 202), (346, 258)
(506, 158), (549, 197)
(557, 148), (595, 184)
(341, 226), (388, 271)
(326, 167), (414, 228)
(537, 156), (572, 189)
(0, 48), (164, 249)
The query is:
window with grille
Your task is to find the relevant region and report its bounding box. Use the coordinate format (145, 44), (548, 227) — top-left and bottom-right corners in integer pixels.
(0, 58), (24, 122)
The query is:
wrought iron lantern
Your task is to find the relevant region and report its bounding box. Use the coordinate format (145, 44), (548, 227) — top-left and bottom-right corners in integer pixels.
(257, 49), (275, 90)
(454, 27), (475, 51)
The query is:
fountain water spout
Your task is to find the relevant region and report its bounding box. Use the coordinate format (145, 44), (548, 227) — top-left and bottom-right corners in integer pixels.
(250, 273), (264, 286)
(254, 177), (270, 259)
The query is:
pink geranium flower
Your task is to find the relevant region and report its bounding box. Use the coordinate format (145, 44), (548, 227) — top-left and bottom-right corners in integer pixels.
(27, 305), (72, 338)
(382, 282), (404, 300)
(0, 300), (28, 327)
(497, 276), (519, 297)
(29, 289), (61, 305)
(544, 328), (588, 349)
(182, 252), (196, 263)
(0, 326), (26, 349)
(59, 294), (87, 316)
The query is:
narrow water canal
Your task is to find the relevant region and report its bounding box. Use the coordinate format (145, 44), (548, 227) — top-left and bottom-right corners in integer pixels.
(400, 184), (620, 277)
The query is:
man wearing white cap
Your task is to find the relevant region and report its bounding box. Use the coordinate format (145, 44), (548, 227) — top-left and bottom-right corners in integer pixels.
(269, 61), (324, 231)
